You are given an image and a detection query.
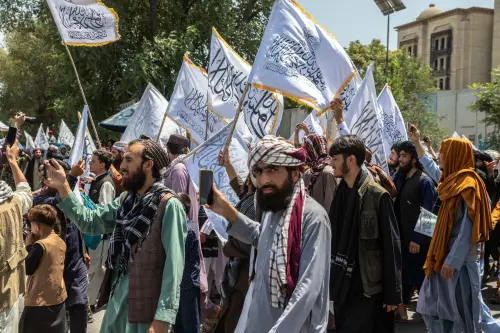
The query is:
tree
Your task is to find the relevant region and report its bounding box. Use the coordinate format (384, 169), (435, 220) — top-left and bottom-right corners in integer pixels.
(346, 40), (447, 146)
(0, 0), (274, 142)
(468, 68), (500, 150)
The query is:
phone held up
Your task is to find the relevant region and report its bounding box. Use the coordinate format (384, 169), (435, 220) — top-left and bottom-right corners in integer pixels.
(1, 127), (18, 165)
(199, 169), (214, 206)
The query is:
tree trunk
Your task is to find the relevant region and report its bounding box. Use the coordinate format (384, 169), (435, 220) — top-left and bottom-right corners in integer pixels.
(150, 0), (158, 37)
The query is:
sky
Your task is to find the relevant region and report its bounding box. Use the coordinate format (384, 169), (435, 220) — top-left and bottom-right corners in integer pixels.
(297, 0), (494, 49)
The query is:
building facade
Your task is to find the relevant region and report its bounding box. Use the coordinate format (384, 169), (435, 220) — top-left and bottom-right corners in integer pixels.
(395, 4), (494, 91)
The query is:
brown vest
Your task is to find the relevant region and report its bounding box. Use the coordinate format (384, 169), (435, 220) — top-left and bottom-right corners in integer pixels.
(24, 232), (67, 307)
(0, 197), (27, 312)
(98, 193), (177, 323)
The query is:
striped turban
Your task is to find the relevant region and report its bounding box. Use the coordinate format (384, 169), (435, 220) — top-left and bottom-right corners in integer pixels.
(129, 139), (170, 175)
(248, 135), (306, 171)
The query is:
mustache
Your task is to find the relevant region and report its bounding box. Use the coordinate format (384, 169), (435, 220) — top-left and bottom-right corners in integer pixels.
(260, 185), (278, 191)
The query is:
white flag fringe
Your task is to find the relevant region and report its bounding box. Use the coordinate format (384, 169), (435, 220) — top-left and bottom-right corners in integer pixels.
(344, 63), (389, 173)
(168, 53), (227, 145)
(248, 0), (357, 113)
(208, 28), (283, 139)
(121, 83), (184, 143)
(183, 122), (249, 240)
(58, 120), (76, 147)
(35, 124), (50, 151)
(46, 0), (120, 46)
(377, 84), (407, 157)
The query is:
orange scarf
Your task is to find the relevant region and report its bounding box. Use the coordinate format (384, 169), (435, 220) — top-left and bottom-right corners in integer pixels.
(423, 138), (493, 277)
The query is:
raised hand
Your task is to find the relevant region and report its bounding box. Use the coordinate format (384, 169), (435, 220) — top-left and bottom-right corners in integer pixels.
(43, 159), (69, 190)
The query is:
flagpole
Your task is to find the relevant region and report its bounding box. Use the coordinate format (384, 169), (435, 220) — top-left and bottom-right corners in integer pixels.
(156, 103), (173, 143)
(63, 44), (102, 149)
(205, 96), (210, 141)
(219, 84), (250, 165)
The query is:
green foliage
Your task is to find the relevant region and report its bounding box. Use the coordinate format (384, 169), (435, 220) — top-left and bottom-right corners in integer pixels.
(346, 39), (447, 146)
(468, 68), (500, 150)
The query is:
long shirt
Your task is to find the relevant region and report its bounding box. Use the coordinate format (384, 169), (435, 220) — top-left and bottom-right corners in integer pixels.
(228, 196), (331, 333)
(57, 192), (187, 332)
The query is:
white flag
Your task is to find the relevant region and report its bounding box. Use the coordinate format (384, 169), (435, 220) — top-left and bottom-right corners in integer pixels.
(58, 120), (75, 147)
(46, 0), (120, 46)
(452, 132), (460, 138)
(24, 132), (36, 153)
(377, 84), (408, 157)
(35, 124), (50, 151)
(121, 83), (184, 142)
(461, 134), (479, 151)
(184, 122), (249, 240)
(248, 0), (357, 112)
(168, 53), (227, 145)
(288, 112), (324, 142)
(208, 28), (283, 139)
(344, 63), (389, 172)
(70, 106), (90, 167)
(85, 131), (96, 155)
(0, 121), (8, 131)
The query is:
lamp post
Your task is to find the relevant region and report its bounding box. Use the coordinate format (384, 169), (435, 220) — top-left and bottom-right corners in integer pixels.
(374, 0), (406, 78)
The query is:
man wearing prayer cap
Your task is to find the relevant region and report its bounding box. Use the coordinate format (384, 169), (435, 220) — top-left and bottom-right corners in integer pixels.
(44, 138), (187, 333)
(409, 125), (500, 333)
(110, 141), (128, 194)
(206, 135), (331, 332)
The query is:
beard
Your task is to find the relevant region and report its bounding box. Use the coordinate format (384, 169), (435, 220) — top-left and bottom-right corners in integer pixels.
(112, 158), (122, 170)
(121, 167), (146, 192)
(398, 163), (412, 174)
(388, 160), (399, 168)
(256, 176), (295, 212)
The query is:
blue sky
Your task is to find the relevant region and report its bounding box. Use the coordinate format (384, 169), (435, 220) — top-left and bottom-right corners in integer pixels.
(297, 0), (494, 49)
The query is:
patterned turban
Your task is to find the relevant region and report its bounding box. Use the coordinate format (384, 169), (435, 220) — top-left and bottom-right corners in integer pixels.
(129, 138), (170, 175)
(248, 135), (306, 171)
(112, 141), (128, 152)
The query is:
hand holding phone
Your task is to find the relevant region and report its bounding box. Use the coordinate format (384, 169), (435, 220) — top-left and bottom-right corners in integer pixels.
(199, 169), (214, 206)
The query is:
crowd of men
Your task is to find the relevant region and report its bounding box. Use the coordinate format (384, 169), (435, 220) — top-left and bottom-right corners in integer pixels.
(2, 101), (500, 333)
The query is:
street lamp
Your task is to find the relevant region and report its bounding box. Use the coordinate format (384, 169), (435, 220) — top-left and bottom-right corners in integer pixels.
(374, 0), (406, 77)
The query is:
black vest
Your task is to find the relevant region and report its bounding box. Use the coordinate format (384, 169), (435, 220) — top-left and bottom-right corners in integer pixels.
(395, 169), (428, 248)
(89, 172), (115, 204)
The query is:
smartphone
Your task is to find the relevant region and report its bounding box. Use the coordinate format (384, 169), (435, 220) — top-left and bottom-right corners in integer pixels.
(5, 126), (17, 147)
(43, 164), (48, 179)
(406, 122), (411, 132)
(199, 169), (214, 206)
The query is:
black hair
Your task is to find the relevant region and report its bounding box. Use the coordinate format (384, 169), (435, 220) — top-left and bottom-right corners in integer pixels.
(93, 149), (113, 171)
(398, 141), (424, 170)
(178, 193), (191, 215)
(391, 142), (402, 153)
(329, 135), (366, 167)
(166, 142), (189, 156)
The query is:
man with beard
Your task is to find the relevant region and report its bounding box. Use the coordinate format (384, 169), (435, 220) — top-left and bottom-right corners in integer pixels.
(33, 159), (90, 333)
(392, 141), (436, 320)
(206, 135), (331, 332)
(110, 141), (127, 195)
(389, 142), (401, 176)
(328, 135), (402, 333)
(25, 148), (44, 191)
(45, 138), (187, 333)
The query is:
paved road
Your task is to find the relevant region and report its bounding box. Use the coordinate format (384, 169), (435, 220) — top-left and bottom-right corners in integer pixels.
(87, 280), (500, 333)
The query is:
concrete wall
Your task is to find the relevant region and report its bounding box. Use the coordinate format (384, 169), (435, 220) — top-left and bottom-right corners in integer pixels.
(493, 0), (500, 70)
(276, 108), (309, 139)
(429, 89), (494, 149)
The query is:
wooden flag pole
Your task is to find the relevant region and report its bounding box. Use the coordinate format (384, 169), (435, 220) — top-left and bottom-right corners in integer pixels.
(155, 102), (173, 143)
(218, 84), (250, 165)
(63, 44), (102, 149)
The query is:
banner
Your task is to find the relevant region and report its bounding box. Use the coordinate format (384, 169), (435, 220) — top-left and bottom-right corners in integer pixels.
(208, 28), (283, 139)
(46, 0), (120, 46)
(248, 0), (357, 113)
(377, 84), (407, 157)
(58, 120), (76, 147)
(414, 207), (437, 238)
(24, 132), (36, 153)
(35, 124), (50, 151)
(344, 63), (389, 172)
(183, 122), (249, 240)
(121, 83), (184, 143)
(168, 53), (227, 145)
(288, 112), (324, 142)
(0, 121), (8, 131)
